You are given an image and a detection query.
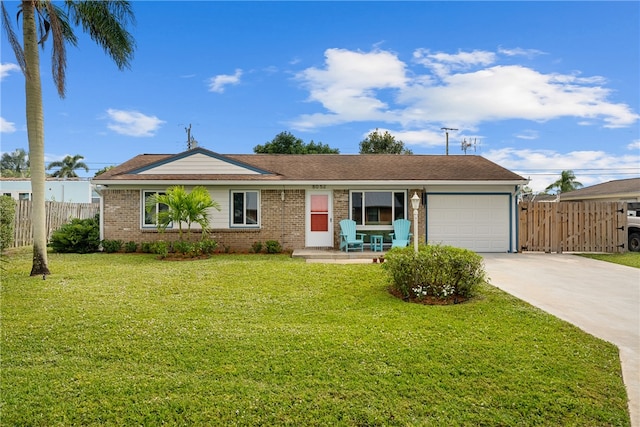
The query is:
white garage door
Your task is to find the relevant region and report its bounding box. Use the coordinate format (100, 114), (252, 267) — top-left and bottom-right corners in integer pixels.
(427, 194), (510, 252)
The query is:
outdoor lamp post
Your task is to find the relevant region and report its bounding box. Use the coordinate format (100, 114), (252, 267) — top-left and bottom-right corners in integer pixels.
(411, 192), (420, 253)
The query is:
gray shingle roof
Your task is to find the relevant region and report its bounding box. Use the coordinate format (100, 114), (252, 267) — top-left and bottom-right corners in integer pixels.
(559, 177), (640, 201)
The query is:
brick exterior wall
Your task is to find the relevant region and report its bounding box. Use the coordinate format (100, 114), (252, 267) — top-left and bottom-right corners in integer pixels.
(213, 189), (306, 251)
(101, 188), (309, 252)
(101, 188), (425, 252)
(333, 189), (350, 246)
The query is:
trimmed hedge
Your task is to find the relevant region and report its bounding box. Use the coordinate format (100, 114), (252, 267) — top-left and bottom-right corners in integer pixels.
(383, 244), (486, 301)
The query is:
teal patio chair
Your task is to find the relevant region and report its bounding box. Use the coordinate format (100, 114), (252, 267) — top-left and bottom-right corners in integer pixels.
(339, 219), (365, 252)
(390, 219), (412, 248)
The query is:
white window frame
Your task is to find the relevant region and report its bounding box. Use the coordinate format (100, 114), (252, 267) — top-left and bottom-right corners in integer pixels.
(141, 190), (172, 229)
(230, 190), (260, 228)
(349, 190), (407, 229)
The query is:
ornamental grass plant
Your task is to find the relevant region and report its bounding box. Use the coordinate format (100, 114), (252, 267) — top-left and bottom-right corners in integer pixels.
(1, 248), (631, 426)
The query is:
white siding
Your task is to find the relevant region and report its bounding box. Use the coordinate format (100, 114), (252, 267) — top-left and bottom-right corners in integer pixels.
(208, 189), (230, 229)
(138, 153), (261, 175)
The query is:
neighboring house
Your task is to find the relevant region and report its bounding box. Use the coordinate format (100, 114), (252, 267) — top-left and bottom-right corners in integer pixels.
(559, 177), (640, 204)
(0, 178), (95, 203)
(521, 193), (557, 202)
(93, 147), (527, 253)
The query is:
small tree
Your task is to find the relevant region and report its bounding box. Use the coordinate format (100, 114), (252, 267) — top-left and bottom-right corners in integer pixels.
(94, 165), (114, 177)
(254, 131), (339, 154)
(359, 129), (412, 154)
(146, 186), (221, 240)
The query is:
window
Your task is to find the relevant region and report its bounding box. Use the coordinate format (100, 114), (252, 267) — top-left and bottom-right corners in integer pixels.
(142, 191), (171, 228)
(351, 191), (406, 226)
(231, 191), (259, 227)
(18, 193), (31, 200)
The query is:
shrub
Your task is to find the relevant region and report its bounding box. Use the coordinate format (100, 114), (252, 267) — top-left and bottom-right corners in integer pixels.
(251, 241), (263, 253)
(124, 241), (138, 253)
(102, 239), (123, 253)
(151, 241), (170, 258)
(197, 239), (217, 255)
(49, 215), (100, 254)
(383, 244), (486, 302)
(0, 195), (16, 252)
(265, 240), (282, 254)
(140, 242), (153, 253)
(173, 240), (194, 256)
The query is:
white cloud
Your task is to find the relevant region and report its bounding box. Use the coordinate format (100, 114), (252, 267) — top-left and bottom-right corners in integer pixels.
(106, 109), (165, 137)
(208, 69), (242, 93)
(291, 49), (408, 129)
(484, 147), (640, 193)
(401, 65), (638, 128)
(1, 63), (20, 80)
(413, 49), (496, 78)
(515, 129), (539, 140)
(498, 47), (546, 58)
(389, 128), (444, 148)
(628, 140), (640, 151)
(1, 117), (16, 133)
(290, 47), (639, 132)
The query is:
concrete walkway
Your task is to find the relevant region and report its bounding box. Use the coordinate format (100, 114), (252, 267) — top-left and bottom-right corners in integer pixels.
(481, 253), (640, 427)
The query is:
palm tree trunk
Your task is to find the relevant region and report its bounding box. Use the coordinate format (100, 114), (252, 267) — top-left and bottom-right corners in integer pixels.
(23, 1), (50, 276)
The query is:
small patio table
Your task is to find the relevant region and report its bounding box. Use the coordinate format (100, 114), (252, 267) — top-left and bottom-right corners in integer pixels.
(370, 235), (384, 252)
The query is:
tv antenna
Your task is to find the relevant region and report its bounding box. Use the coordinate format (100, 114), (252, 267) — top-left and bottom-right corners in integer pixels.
(441, 127), (458, 155)
(185, 124), (198, 150)
(461, 138), (478, 154)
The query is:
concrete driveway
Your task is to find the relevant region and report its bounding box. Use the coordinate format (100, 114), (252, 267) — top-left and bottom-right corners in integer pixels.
(482, 253), (640, 427)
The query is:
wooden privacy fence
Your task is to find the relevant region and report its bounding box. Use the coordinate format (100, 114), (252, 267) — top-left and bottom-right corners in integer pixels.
(519, 201), (626, 253)
(12, 200), (99, 248)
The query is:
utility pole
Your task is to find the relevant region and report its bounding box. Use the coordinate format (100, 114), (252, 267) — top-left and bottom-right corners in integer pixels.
(441, 127), (458, 155)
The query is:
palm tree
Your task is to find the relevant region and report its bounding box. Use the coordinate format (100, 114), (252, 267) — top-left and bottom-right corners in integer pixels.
(47, 154), (89, 178)
(146, 186), (221, 240)
(545, 170), (583, 194)
(0, 148), (29, 177)
(2, 1), (135, 276)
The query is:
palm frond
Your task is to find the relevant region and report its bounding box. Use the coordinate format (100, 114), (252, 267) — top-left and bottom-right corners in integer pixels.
(40, 2), (68, 97)
(67, 0), (135, 70)
(1, 1), (27, 78)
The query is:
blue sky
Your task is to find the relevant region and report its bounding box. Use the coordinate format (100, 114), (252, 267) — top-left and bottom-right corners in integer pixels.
(1, 1), (639, 192)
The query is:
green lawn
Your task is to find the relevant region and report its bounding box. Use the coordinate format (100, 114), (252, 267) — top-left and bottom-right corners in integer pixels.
(1, 249), (630, 426)
(579, 251), (640, 268)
